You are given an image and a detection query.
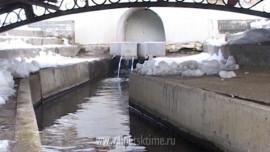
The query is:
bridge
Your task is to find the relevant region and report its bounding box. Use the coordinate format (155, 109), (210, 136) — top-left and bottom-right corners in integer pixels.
(0, 0), (269, 32)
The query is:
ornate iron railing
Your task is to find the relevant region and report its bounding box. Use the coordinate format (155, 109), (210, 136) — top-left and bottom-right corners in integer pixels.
(0, 0), (269, 32)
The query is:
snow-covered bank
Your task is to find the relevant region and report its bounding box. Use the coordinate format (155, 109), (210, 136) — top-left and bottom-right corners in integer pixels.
(0, 51), (98, 105)
(135, 50), (239, 79)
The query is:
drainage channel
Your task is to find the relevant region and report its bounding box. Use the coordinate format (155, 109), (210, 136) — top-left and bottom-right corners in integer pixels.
(35, 77), (206, 152)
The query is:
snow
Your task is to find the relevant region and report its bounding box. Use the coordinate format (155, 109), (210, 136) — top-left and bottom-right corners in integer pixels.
(135, 50), (239, 78)
(0, 140), (9, 152)
(0, 39), (35, 49)
(0, 38), (73, 51)
(205, 38), (226, 47)
(0, 51), (98, 105)
(227, 28), (270, 45)
(219, 71), (237, 79)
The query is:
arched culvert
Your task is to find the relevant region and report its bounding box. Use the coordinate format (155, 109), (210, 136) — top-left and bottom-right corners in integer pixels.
(117, 8), (166, 42)
(113, 8), (166, 59)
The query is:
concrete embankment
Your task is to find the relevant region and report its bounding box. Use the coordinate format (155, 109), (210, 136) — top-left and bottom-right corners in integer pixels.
(15, 59), (111, 151)
(14, 79), (42, 152)
(129, 72), (270, 152)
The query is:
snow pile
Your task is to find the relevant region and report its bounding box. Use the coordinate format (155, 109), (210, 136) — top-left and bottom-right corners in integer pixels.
(0, 51), (98, 105)
(25, 51), (98, 69)
(205, 38), (226, 47)
(0, 140), (9, 152)
(135, 50), (238, 79)
(0, 39), (35, 50)
(250, 19), (270, 29)
(0, 70), (15, 105)
(227, 28), (270, 45)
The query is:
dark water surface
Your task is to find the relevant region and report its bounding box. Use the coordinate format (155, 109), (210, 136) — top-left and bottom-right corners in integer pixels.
(35, 77), (206, 152)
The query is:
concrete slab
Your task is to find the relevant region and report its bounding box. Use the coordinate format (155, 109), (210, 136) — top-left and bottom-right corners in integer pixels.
(0, 37), (62, 45)
(110, 42), (121, 56)
(121, 42), (137, 59)
(138, 42), (165, 58)
(129, 67), (270, 152)
(14, 79), (41, 152)
(0, 29), (43, 37)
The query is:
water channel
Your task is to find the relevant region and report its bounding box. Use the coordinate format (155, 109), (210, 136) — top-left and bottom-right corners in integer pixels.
(35, 77), (206, 152)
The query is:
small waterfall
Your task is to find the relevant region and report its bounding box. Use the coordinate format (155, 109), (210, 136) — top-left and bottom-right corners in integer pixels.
(131, 57), (135, 71)
(117, 56), (123, 78)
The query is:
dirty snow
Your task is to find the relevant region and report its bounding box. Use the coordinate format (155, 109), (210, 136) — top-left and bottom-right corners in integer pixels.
(227, 28), (270, 45)
(135, 50), (239, 78)
(0, 51), (98, 105)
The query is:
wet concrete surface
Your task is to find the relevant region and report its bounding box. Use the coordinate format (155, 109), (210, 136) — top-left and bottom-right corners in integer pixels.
(163, 66), (270, 105)
(0, 83), (18, 151)
(35, 77), (205, 152)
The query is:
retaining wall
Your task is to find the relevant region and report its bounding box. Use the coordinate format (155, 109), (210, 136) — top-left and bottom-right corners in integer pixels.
(129, 73), (270, 152)
(15, 59), (111, 151)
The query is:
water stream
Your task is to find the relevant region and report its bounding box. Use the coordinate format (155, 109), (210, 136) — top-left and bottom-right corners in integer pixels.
(117, 56), (123, 78)
(35, 77), (205, 152)
(131, 57), (134, 71)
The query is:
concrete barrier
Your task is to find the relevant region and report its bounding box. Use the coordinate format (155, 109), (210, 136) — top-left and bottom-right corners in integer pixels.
(129, 73), (270, 152)
(14, 79), (42, 152)
(29, 74), (42, 105)
(36, 59), (110, 99)
(15, 59), (111, 151)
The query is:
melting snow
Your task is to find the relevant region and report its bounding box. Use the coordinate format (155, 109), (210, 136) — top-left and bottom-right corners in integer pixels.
(0, 140), (9, 152)
(135, 50), (239, 78)
(0, 51), (98, 105)
(227, 28), (270, 45)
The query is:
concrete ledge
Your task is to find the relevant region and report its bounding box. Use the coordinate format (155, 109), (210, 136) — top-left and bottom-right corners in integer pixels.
(129, 73), (270, 152)
(14, 79), (41, 152)
(0, 45), (80, 59)
(0, 37), (62, 45)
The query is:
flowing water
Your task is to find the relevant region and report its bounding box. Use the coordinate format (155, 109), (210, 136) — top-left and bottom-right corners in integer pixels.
(131, 57), (134, 71)
(117, 56), (123, 78)
(35, 77), (206, 152)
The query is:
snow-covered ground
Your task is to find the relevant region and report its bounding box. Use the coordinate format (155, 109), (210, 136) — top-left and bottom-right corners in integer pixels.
(0, 51), (98, 105)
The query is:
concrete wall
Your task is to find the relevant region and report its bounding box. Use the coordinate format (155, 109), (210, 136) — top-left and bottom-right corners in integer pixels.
(120, 9), (165, 42)
(29, 59), (111, 103)
(15, 59), (111, 151)
(129, 73), (270, 152)
(49, 8), (261, 44)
